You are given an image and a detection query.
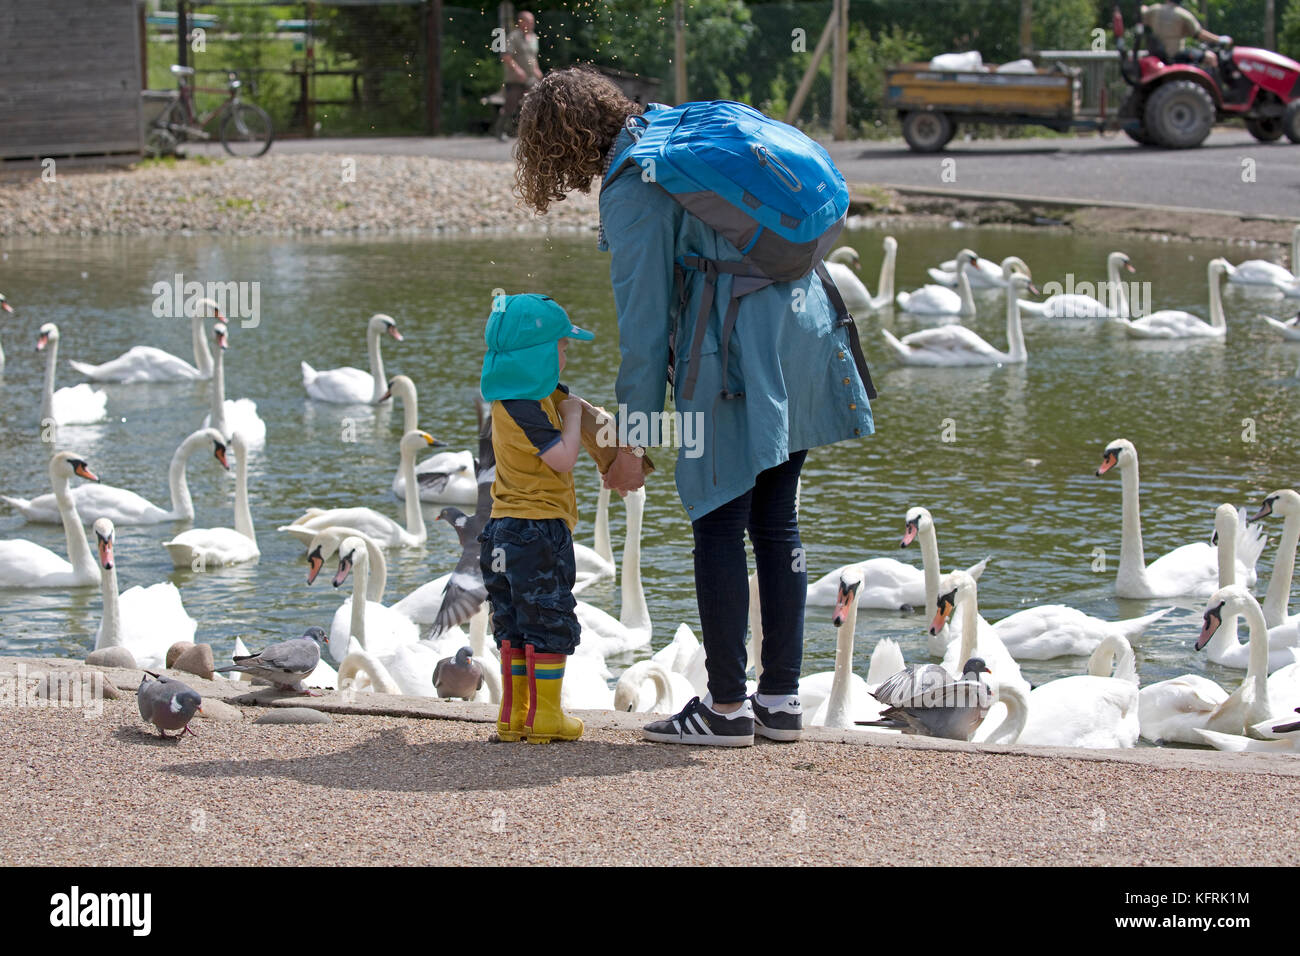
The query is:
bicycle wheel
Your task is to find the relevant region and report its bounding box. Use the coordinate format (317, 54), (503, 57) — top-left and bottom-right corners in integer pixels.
(220, 103), (274, 157)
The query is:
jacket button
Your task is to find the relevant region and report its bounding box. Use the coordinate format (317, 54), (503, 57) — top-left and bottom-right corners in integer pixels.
(853, 428), (861, 435)
(849, 403), (856, 410)
(842, 377), (850, 385)
(838, 351), (845, 359)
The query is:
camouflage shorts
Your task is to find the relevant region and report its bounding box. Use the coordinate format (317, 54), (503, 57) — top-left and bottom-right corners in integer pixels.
(479, 516), (580, 655)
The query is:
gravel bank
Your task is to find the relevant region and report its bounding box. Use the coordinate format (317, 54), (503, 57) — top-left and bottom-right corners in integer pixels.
(0, 153), (599, 238)
(3, 657), (1298, 866)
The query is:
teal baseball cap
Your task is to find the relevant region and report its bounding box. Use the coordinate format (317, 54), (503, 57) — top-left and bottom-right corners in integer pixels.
(480, 294), (594, 401)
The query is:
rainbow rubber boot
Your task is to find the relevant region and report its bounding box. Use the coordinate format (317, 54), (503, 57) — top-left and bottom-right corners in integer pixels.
(523, 644), (583, 744)
(495, 640), (529, 742)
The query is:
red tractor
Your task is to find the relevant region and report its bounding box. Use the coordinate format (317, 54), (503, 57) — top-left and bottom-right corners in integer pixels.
(1113, 3), (1300, 147)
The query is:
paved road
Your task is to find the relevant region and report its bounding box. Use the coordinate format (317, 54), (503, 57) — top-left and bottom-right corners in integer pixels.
(188, 127), (1300, 219)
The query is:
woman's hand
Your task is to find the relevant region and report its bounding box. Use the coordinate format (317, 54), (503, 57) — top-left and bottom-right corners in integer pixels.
(603, 447), (646, 495)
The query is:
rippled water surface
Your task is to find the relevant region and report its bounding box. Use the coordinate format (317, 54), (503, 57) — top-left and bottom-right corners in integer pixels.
(2, 224), (1298, 703)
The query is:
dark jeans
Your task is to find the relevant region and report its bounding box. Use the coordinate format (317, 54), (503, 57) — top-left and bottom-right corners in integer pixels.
(479, 516), (580, 655)
(692, 450), (807, 703)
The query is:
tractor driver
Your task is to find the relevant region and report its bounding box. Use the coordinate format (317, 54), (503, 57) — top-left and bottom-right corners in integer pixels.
(1141, 1), (1231, 71)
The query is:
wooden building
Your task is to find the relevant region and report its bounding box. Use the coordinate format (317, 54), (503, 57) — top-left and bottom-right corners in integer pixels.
(0, 0), (144, 161)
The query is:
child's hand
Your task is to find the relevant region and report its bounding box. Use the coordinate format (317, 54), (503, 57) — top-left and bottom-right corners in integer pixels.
(558, 396), (582, 421)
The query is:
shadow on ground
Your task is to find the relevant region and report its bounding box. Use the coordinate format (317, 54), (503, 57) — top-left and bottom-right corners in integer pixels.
(159, 726), (702, 792)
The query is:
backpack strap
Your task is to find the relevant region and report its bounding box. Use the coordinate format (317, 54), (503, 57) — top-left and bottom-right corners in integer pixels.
(815, 262), (878, 401)
(677, 256), (774, 403)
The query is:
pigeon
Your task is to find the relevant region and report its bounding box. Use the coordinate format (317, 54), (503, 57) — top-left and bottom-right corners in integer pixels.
(433, 646), (484, 700)
(858, 657), (993, 740)
(430, 396), (495, 637)
(214, 627), (327, 695)
(137, 671), (202, 739)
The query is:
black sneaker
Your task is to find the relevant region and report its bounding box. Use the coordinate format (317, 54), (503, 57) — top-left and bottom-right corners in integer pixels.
(751, 693), (803, 742)
(643, 697), (754, 747)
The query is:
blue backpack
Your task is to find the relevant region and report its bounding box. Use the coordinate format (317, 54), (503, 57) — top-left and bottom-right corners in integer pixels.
(603, 100), (875, 403)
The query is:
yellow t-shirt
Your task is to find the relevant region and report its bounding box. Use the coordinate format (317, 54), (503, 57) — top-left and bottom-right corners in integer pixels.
(1141, 3), (1201, 56)
(490, 385), (577, 530)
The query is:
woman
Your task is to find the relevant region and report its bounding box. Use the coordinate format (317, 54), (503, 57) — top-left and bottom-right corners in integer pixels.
(514, 68), (874, 746)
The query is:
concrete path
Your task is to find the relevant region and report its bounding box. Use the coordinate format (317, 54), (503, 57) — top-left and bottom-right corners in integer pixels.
(3, 656), (1298, 866)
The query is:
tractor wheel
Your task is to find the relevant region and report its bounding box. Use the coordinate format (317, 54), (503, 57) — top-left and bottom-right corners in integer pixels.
(901, 111), (955, 153)
(1123, 123), (1156, 145)
(1284, 101), (1300, 144)
(1246, 116), (1284, 142)
(1144, 79), (1215, 148)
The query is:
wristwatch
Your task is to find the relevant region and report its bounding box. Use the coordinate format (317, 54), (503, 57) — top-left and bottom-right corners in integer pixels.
(621, 445), (646, 459)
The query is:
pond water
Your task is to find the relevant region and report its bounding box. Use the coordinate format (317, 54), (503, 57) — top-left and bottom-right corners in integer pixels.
(1, 223), (1298, 718)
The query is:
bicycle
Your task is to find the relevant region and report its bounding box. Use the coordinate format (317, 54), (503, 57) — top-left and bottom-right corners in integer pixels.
(146, 65), (275, 158)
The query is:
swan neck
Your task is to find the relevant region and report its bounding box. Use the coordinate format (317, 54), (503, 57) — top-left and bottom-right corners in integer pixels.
(649, 664), (673, 712)
(367, 322), (387, 403)
(957, 261), (974, 316)
(919, 523), (941, 619)
(400, 441), (426, 541)
(1243, 599), (1271, 712)
(956, 585), (978, 666)
(1005, 288), (1026, 360)
(210, 345), (227, 435)
(1208, 264), (1226, 329)
(192, 312), (213, 377)
(99, 560), (121, 648)
(1292, 225), (1300, 277)
(1117, 461), (1147, 588)
(401, 386), (418, 435)
(168, 432), (203, 520)
(874, 242), (896, 306)
(41, 334), (57, 425)
(1263, 511), (1300, 627)
(825, 598), (857, 727)
(54, 469), (97, 582)
(365, 537), (387, 602)
(593, 485), (613, 564)
(1107, 255), (1131, 319)
(232, 443), (255, 544)
(988, 685), (1028, 744)
(469, 607), (489, 658)
(619, 491), (649, 631)
(350, 556), (369, 647)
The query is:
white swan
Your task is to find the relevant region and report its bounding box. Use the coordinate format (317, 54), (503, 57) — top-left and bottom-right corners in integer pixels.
(927, 252), (1004, 288)
(280, 431), (439, 549)
(3, 428), (227, 525)
(613, 659), (695, 714)
(162, 431), (259, 569)
(1138, 673), (1230, 745)
(0, 452), (101, 588)
(1017, 252), (1135, 319)
(574, 487), (650, 656)
(201, 322), (267, 447)
(1196, 715), (1300, 753)
(1096, 438), (1264, 598)
(807, 512), (989, 612)
(326, 535), (420, 660)
(1119, 258), (1235, 339)
(69, 297), (222, 383)
(881, 269), (1034, 366)
(306, 526), (389, 603)
(573, 482), (617, 594)
(301, 313), (403, 404)
(1251, 489), (1300, 630)
(934, 570), (1032, 704)
(899, 506), (990, 656)
(382, 375), (478, 506)
(1196, 552), (1300, 672)
(91, 518), (195, 669)
(1228, 225), (1299, 291)
(973, 634), (1140, 749)
(37, 324), (107, 426)
(992, 602), (1172, 661)
(1260, 310), (1300, 340)
(1194, 585), (1300, 736)
(895, 249), (977, 316)
(1206, 501), (1299, 662)
(805, 566), (889, 728)
(826, 237), (896, 311)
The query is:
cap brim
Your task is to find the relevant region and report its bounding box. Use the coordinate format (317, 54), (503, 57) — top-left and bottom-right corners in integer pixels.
(567, 326), (595, 342)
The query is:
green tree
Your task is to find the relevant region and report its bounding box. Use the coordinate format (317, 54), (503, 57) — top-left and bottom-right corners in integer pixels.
(1281, 0), (1300, 55)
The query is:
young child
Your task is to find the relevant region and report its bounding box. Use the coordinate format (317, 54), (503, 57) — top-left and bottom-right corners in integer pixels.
(479, 293), (593, 743)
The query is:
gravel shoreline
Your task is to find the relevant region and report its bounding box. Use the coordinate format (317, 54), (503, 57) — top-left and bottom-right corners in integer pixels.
(0, 153), (600, 238)
(3, 655), (1298, 866)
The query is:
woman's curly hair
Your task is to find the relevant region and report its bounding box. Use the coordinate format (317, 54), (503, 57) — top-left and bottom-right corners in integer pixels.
(514, 67), (643, 214)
